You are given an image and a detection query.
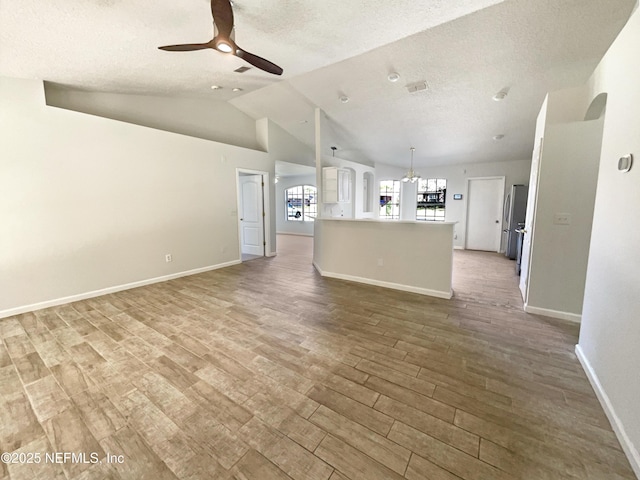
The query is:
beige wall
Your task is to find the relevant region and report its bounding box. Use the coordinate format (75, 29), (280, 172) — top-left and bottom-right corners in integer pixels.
(0, 77), (275, 316)
(578, 6), (640, 476)
(314, 219), (454, 298)
(525, 117), (604, 318)
(375, 159), (531, 248)
(45, 85), (262, 151)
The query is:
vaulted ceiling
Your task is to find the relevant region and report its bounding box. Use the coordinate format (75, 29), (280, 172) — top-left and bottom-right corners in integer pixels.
(0, 0), (635, 167)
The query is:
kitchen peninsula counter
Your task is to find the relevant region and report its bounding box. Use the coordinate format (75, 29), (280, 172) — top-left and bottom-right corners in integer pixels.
(313, 218), (455, 298)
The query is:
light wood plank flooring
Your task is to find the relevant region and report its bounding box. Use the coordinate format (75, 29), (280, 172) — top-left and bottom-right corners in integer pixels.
(1, 235), (635, 479)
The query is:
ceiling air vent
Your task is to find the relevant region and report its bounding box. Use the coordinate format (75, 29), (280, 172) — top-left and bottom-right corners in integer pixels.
(406, 81), (428, 93)
(234, 66), (251, 73)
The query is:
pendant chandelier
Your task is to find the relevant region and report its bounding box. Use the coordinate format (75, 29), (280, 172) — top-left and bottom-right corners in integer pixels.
(402, 147), (421, 183)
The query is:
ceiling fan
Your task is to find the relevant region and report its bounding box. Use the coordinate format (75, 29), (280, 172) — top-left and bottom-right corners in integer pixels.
(158, 0), (283, 76)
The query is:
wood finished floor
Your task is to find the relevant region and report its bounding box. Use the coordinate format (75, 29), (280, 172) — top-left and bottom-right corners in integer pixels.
(1, 235), (635, 480)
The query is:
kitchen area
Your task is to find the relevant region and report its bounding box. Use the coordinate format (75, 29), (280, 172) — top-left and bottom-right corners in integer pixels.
(503, 184), (528, 275)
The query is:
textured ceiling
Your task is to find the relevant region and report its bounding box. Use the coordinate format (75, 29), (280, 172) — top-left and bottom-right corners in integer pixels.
(1, 0), (636, 167)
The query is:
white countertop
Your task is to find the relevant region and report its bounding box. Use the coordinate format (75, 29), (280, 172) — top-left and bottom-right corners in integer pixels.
(316, 217), (457, 225)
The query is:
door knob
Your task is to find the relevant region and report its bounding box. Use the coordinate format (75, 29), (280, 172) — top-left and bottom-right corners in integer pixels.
(495, 220), (499, 223)
(240, 218), (244, 221)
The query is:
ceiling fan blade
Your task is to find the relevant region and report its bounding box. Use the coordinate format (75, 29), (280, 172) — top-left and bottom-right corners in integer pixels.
(211, 0), (234, 38)
(158, 43), (212, 52)
(236, 47), (283, 75)
(159, 0), (285, 75)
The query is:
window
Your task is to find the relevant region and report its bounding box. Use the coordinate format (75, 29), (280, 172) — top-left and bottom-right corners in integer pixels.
(379, 180), (401, 220)
(416, 178), (447, 221)
(285, 185), (317, 221)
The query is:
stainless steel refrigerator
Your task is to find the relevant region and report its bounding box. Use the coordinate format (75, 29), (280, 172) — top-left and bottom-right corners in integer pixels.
(503, 184), (528, 260)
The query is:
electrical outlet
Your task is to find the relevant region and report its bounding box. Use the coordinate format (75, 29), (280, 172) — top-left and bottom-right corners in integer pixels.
(165, 254), (172, 263)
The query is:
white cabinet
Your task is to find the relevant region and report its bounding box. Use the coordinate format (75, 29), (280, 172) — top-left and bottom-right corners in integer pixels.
(323, 167), (351, 203)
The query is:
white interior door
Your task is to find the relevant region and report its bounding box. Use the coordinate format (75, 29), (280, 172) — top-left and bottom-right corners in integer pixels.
(239, 174), (264, 256)
(519, 138), (543, 299)
(466, 177), (505, 251)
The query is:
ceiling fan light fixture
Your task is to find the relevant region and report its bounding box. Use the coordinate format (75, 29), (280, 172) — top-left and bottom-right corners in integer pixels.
(210, 85), (222, 90)
(388, 72), (400, 83)
(216, 41), (233, 53)
(340, 95), (350, 104)
(158, 0), (283, 75)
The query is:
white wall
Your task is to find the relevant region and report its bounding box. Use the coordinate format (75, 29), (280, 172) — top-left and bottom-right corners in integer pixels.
(314, 219), (454, 299)
(519, 96), (549, 298)
(276, 174), (316, 236)
(375, 159), (531, 248)
(258, 119), (315, 168)
(0, 77), (275, 316)
(578, 7), (640, 476)
(321, 156), (375, 219)
(45, 86), (261, 151)
(545, 85), (590, 124)
(314, 108), (375, 219)
(526, 118), (604, 318)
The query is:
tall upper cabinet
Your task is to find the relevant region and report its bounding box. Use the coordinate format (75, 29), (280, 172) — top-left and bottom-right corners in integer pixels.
(323, 167), (351, 203)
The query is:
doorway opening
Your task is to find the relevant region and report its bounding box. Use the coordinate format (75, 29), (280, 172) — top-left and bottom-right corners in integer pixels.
(236, 169), (271, 262)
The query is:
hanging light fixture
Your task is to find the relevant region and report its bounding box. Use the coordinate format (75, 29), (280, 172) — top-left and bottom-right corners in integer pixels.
(402, 147), (421, 183)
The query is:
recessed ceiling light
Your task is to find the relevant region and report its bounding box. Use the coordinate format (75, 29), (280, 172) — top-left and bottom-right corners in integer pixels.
(340, 95), (349, 104)
(493, 87), (510, 101)
(493, 134), (505, 141)
(211, 85), (222, 90)
(232, 87), (243, 92)
(388, 72), (400, 83)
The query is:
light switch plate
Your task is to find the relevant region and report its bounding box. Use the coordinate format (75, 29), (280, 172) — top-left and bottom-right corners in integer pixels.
(554, 213), (571, 225)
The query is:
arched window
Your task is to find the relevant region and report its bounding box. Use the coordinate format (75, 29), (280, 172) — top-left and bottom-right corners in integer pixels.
(285, 185), (317, 222)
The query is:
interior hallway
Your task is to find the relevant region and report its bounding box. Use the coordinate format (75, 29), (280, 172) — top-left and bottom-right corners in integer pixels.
(0, 235), (635, 479)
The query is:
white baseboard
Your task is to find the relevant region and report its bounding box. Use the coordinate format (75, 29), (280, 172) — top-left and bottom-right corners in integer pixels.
(0, 259), (241, 319)
(575, 344), (640, 478)
(453, 246), (465, 250)
(276, 232), (314, 237)
(524, 304), (582, 323)
(313, 262), (452, 299)
(266, 251), (277, 257)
